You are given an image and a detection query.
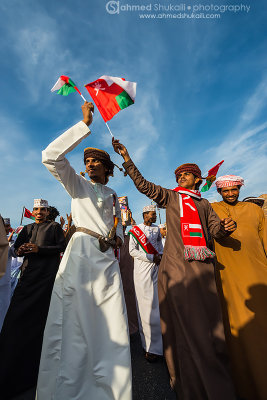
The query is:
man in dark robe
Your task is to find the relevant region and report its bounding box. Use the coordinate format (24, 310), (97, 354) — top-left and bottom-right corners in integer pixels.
(112, 139), (237, 400)
(119, 215), (139, 336)
(0, 199), (66, 399)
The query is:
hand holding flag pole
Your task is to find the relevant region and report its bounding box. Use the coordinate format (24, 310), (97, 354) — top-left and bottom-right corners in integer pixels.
(51, 75), (136, 139)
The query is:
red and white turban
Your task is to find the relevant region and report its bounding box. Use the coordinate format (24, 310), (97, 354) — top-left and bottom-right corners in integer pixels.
(215, 175), (244, 189)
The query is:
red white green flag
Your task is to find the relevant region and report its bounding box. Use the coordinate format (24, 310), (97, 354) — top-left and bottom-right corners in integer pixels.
(24, 207), (35, 220)
(51, 75), (82, 96)
(182, 223), (203, 238)
(85, 76), (136, 122)
(201, 160), (224, 192)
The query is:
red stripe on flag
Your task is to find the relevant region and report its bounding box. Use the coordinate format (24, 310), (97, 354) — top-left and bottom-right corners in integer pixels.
(85, 79), (124, 122)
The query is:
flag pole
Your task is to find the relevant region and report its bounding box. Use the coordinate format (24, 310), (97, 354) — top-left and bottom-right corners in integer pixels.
(20, 206), (25, 225)
(80, 93), (87, 102)
(105, 122), (114, 137)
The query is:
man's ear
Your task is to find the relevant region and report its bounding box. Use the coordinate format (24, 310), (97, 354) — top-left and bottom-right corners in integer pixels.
(195, 177), (200, 184)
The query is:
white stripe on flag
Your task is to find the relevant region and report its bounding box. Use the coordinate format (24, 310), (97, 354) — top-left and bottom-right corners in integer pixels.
(189, 224), (202, 229)
(100, 75), (137, 100)
(51, 78), (65, 92)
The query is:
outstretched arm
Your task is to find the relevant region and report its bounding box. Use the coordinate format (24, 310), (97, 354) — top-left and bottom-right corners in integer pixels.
(42, 102), (94, 197)
(112, 138), (170, 208)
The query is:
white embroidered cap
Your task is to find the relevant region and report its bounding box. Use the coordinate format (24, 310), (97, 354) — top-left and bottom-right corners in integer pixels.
(3, 218), (10, 225)
(158, 223), (166, 229)
(143, 205), (156, 213)
(33, 199), (49, 208)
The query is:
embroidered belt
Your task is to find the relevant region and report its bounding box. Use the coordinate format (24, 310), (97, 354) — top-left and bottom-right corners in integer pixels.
(76, 227), (116, 252)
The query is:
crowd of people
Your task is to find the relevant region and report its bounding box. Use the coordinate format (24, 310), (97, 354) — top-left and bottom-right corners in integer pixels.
(0, 101), (267, 400)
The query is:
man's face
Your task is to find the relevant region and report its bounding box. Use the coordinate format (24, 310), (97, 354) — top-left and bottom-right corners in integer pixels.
(160, 227), (167, 238)
(177, 172), (200, 190)
(32, 207), (49, 223)
(220, 186), (240, 204)
(85, 157), (107, 183)
(144, 211), (157, 224)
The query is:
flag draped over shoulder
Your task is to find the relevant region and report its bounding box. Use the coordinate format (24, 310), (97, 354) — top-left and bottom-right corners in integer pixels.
(201, 160), (224, 192)
(85, 76), (136, 122)
(24, 208), (35, 220)
(51, 75), (82, 96)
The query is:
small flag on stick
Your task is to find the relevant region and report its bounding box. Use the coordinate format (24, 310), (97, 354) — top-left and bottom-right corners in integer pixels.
(51, 75), (86, 101)
(24, 207), (35, 220)
(201, 160), (224, 192)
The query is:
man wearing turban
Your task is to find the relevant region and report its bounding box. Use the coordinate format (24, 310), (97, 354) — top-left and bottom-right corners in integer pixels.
(128, 205), (163, 362)
(212, 175), (267, 400)
(36, 103), (132, 400)
(113, 139), (237, 400)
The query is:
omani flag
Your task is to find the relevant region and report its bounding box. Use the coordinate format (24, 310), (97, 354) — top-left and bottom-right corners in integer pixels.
(51, 75), (82, 96)
(85, 76), (136, 122)
(201, 160), (224, 192)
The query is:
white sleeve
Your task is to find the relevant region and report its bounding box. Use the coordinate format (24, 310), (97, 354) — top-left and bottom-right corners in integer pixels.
(42, 121), (91, 197)
(129, 234), (154, 262)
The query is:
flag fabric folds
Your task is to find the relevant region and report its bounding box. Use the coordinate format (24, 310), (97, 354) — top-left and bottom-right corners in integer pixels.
(85, 76), (136, 122)
(201, 160), (224, 192)
(51, 75), (82, 96)
(24, 207), (35, 220)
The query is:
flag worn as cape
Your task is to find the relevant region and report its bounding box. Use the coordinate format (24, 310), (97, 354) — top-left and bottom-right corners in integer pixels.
(24, 208), (35, 220)
(51, 75), (82, 96)
(201, 160), (224, 192)
(85, 76), (136, 122)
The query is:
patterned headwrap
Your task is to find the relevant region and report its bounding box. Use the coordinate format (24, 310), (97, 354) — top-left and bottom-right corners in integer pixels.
(84, 147), (114, 177)
(143, 205), (156, 213)
(34, 199), (49, 208)
(175, 163), (203, 183)
(215, 175), (244, 189)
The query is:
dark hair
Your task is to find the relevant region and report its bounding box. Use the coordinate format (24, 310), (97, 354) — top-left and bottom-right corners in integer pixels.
(192, 175), (202, 191)
(47, 206), (60, 222)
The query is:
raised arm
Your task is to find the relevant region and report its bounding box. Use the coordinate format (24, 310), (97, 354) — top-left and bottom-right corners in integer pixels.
(112, 139), (170, 208)
(42, 102), (94, 197)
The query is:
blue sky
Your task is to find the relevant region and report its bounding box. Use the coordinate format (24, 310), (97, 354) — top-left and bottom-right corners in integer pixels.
(0, 0), (267, 227)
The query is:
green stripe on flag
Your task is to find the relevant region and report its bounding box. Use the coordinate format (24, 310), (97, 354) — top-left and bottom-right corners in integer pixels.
(189, 232), (202, 237)
(201, 180), (212, 192)
(57, 84), (76, 96)
(68, 78), (75, 88)
(115, 90), (134, 110)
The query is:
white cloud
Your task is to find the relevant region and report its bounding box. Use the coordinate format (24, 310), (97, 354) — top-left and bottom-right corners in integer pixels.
(200, 77), (267, 200)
